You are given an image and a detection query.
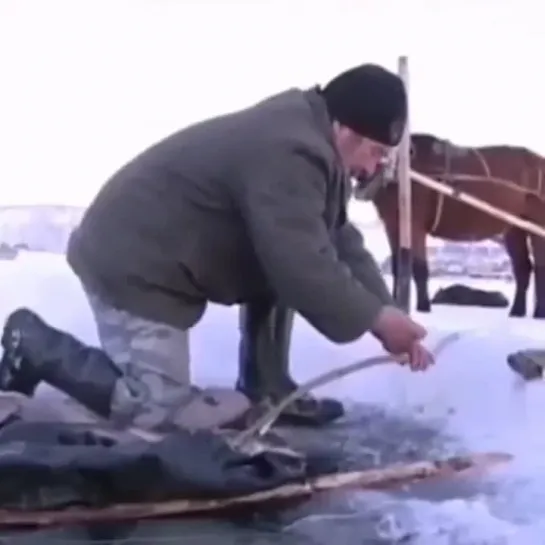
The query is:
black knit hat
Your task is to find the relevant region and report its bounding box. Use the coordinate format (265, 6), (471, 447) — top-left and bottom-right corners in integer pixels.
(321, 64), (407, 146)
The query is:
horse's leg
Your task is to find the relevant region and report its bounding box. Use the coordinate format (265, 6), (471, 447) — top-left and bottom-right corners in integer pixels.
(412, 227), (431, 312)
(529, 234), (545, 319)
(504, 227), (531, 317)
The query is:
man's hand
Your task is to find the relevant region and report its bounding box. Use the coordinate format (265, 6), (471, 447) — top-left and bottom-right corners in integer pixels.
(403, 342), (435, 371)
(371, 306), (435, 371)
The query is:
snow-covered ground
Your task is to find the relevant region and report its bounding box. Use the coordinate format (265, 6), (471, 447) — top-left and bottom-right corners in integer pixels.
(2, 251), (545, 544)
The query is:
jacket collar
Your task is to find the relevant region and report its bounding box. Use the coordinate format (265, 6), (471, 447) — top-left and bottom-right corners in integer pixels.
(304, 86), (344, 166)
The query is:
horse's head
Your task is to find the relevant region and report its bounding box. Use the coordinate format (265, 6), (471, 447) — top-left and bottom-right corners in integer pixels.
(352, 133), (471, 201)
(410, 133), (471, 176)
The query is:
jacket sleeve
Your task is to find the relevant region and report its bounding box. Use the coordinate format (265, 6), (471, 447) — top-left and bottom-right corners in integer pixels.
(334, 220), (396, 306)
(235, 151), (385, 344)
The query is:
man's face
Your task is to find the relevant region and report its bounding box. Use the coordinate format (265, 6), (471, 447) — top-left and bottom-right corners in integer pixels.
(333, 123), (392, 180)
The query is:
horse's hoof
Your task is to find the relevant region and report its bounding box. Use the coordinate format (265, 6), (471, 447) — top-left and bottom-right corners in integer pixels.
(417, 303), (432, 313)
(532, 310), (545, 320)
(509, 300), (526, 317)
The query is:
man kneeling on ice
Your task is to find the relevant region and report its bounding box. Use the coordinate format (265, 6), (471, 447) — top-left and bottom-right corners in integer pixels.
(0, 63), (434, 433)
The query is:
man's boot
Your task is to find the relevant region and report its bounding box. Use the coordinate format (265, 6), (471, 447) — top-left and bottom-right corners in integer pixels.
(0, 308), (122, 418)
(237, 298), (345, 426)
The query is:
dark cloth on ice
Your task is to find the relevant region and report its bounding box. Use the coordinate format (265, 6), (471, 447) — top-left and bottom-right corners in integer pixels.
(431, 284), (509, 308)
(0, 421), (330, 511)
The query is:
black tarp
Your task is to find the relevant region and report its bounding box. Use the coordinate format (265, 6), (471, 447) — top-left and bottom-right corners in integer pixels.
(0, 420), (330, 512)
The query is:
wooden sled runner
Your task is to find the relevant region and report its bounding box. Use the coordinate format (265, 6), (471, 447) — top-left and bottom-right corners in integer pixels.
(0, 451), (511, 528)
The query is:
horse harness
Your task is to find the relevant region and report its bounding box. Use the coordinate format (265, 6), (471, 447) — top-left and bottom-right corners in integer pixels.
(355, 141), (545, 236)
(424, 141), (545, 236)
(428, 146), (491, 235)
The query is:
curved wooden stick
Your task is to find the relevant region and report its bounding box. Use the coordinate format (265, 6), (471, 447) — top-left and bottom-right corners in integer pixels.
(234, 331), (462, 448)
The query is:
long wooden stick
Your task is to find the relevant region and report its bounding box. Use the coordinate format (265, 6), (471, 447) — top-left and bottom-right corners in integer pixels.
(0, 451), (511, 528)
(396, 56), (412, 311)
(410, 169), (545, 240)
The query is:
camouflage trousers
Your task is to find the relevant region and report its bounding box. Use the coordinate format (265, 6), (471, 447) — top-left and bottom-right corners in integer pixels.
(84, 290), (250, 431)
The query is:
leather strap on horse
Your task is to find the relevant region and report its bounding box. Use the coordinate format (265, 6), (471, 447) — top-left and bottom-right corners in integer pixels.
(437, 143), (544, 199)
(432, 146), (492, 236)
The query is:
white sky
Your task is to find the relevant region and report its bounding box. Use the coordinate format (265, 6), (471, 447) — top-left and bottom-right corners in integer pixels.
(1, 0), (544, 206)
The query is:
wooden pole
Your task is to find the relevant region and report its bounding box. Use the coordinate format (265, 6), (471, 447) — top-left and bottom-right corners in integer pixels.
(396, 56), (412, 312)
(410, 170), (545, 239)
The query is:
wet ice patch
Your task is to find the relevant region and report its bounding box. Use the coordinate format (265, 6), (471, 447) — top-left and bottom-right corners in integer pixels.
(287, 495), (545, 544)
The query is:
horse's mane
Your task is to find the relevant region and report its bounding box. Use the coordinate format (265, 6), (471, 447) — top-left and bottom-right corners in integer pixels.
(411, 132), (543, 162)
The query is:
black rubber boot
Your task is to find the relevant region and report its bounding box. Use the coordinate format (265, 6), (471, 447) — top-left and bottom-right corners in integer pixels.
(0, 308), (122, 418)
(507, 350), (545, 380)
(237, 298), (345, 427)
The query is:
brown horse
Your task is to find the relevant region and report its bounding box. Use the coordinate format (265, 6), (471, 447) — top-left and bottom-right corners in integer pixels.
(355, 133), (545, 318)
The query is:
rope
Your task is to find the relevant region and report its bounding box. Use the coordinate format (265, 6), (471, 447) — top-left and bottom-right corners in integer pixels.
(429, 193), (445, 235)
(234, 331), (463, 448)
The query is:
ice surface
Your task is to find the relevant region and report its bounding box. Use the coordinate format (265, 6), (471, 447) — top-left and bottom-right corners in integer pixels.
(1, 251), (545, 544)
